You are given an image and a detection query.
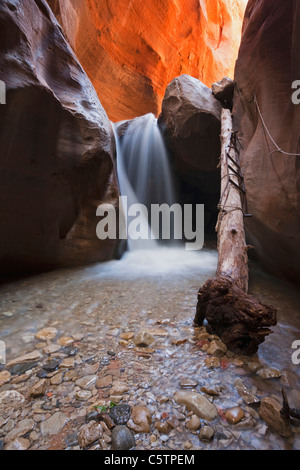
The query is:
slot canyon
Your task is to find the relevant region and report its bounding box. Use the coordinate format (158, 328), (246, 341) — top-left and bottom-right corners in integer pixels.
(0, 0), (299, 453)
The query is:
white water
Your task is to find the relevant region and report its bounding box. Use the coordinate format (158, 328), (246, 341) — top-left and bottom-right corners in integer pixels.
(113, 113), (178, 251)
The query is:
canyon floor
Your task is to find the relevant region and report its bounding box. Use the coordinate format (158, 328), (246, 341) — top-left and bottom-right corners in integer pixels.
(0, 248), (300, 451)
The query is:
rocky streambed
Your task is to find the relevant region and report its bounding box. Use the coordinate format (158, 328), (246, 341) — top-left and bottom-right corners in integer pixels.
(0, 249), (300, 451)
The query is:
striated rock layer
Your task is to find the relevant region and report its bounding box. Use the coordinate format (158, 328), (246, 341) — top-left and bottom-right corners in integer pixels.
(0, 0), (119, 274)
(233, 0), (300, 284)
(48, 0), (247, 122)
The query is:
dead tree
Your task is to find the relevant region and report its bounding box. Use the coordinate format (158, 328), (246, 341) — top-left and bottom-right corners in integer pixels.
(194, 108), (277, 355)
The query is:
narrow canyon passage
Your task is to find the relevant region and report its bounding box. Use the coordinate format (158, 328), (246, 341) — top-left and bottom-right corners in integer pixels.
(0, 251), (300, 450)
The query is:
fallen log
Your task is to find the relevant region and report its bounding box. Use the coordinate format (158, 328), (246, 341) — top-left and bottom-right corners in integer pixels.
(194, 108), (277, 355)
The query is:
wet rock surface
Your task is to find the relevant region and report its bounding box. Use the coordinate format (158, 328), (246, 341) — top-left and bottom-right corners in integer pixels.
(0, 256), (299, 450)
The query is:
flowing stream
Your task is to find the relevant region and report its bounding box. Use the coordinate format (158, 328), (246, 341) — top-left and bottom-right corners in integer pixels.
(0, 117), (300, 450)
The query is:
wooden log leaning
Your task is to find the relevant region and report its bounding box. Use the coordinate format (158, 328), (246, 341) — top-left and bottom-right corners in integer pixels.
(194, 108), (277, 356)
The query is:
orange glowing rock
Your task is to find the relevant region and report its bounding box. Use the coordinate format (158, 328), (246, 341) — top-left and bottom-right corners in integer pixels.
(48, 0), (247, 121)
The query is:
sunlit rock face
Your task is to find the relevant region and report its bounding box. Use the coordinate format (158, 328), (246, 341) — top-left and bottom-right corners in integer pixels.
(48, 0), (247, 122)
(0, 0), (119, 273)
(233, 0), (300, 284)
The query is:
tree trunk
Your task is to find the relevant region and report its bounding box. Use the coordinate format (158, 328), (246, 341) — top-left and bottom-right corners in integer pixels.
(194, 109), (277, 355)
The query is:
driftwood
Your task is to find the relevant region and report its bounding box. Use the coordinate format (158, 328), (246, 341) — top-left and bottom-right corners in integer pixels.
(194, 108), (277, 355)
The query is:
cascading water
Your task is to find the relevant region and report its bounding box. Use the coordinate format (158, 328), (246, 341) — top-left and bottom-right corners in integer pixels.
(113, 113), (178, 251)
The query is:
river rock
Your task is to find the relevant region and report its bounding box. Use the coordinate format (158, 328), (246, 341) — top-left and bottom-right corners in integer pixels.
(0, 390), (25, 411)
(75, 375), (98, 390)
(174, 391), (218, 421)
(259, 397), (292, 437)
(110, 404), (131, 425)
(234, 379), (260, 405)
(4, 419), (34, 444)
(133, 331), (155, 348)
(78, 421), (102, 449)
(206, 340), (228, 358)
(257, 368), (282, 379)
(96, 375), (113, 389)
(109, 381), (129, 396)
(225, 407), (245, 424)
(5, 437), (30, 450)
(186, 414), (201, 431)
(30, 379), (48, 398)
(180, 378), (198, 389)
(0, 370), (11, 387)
(127, 406), (152, 433)
(40, 412), (68, 437)
(6, 351), (43, 368)
(199, 425), (214, 442)
(111, 425), (135, 450)
(35, 328), (58, 342)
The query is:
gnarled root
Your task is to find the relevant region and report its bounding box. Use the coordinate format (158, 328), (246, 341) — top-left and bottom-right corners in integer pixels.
(194, 277), (277, 355)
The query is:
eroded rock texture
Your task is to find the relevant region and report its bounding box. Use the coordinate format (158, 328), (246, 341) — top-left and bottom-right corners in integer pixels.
(233, 0), (300, 284)
(0, 0), (119, 274)
(158, 75), (222, 235)
(47, 0), (247, 122)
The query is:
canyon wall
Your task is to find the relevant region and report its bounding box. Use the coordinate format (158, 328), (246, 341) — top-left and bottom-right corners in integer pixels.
(0, 0), (119, 274)
(48, 0), (247, 122)
(233, 0), (300, 284)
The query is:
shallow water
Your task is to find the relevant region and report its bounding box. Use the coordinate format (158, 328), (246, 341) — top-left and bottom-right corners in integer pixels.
(0, 248), (300, 450)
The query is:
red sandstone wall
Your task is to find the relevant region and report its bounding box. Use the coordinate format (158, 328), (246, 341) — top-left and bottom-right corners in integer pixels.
(48, 0), (247, 121)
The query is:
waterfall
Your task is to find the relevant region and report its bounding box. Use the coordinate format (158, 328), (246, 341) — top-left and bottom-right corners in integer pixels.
(113, 113), (178, 251)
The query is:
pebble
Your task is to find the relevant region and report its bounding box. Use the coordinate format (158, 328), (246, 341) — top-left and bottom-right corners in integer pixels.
(109, 381), (129, 396)
(234, 379), (260, 405)
(0, 370), (11, 387)
(174, 391), (218, 421)
(180, 378), (198, 389)
(206, 340), (228, 357)
(30, 379), (48, 397)
(78, 421), (102, 449)
(127, 406), (152, 433)
(6, 351), (43, 368)
(133, 331), (155, 347)
(4, 419), (34, 444)
(257, 368), (282, 379)
(75, 390), (92, 401)
(0, 390), (25, 411)
(186, 414), (201, 431)
(40, 412), (68, 437)
(96, 375), (113, 389)
(111, 425), (135, 450)
(36, 328), (58, 341)
(5, 437), (31, 450)
(110, 404), (131, 425)
(75, 375), (98, 390)
(225, 407), (245, 424)
(199, 425), (214, 442)
(58, 337), (74, 347)
(259, 397), (292, 437)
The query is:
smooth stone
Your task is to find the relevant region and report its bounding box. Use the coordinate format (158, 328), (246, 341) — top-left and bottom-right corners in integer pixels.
(109, 381), (129, 396)
(259, 397), (292, 437)
(127, 406), (152, 433)
(42, 344), (61, 355)
(180, 378), (198, 389)
(186, 414), (201, 431)
(96, 375), (113, 389)
(111, 425), (135, 450)
(5, 437), (30, 450)
(199, 425), (214, 442)
(36, 328), (58, 341)
(0, 390), (25, 410)
(8, 361), (38, 376)
(120, 332), (134, 341)
(58, 337), (74, 347)
(75, 390), (92, 401)
(204, 357), (220, 368)
(30, 379), (48, 397)
(78, 421), (102, 449)
(0, 370), (11, 387)
(59, 357), (75, 369)
(50, 372), (63, 385)
(257, 368), (282, 379)
(40, 412), (68, 437)
(110, 404), (132, 425)
(206, 340), (228, 357)
(75, 375), (98, 390)
(6, 350), (43, 368)
(4, 419), (34, 444)
(42, 359), (61, 372)
(133, 331), (155, 348)
(225, 407), (245, 424)
(234, 379), (260, 405)
(174, 391), (218, 421)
